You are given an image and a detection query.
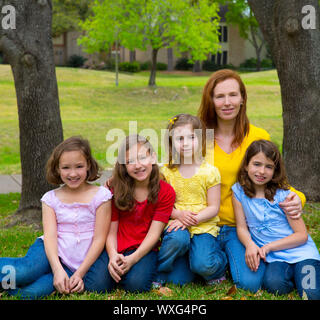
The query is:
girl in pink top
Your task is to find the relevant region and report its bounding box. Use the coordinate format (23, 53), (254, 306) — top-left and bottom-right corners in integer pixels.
(0, 136), (112, 299)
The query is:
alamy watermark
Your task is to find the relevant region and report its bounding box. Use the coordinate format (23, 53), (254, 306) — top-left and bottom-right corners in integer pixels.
(105, 121), (215, 165)
(1, 265), (16, 289)
(301, 5), (317, 30)
(1, 5), (16, 30)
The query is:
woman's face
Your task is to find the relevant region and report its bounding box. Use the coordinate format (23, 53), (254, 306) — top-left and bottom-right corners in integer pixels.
(212, 78), (243, 122)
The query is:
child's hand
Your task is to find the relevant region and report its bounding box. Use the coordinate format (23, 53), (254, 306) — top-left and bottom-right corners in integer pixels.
(245, 243), (261, 272)
(167, 219), (187, 233)
(119, 254), (136, 275)
(178, 210), (198, 226)
(108, 253), (125, 283)
(258, 244), (271, 262)
(53, 268), (70, 294)
(69, 272), (84, 293)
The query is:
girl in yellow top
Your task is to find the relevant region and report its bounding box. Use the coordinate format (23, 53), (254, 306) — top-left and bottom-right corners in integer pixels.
(156, 114), (227, 286)
(197, 69), (306, 292)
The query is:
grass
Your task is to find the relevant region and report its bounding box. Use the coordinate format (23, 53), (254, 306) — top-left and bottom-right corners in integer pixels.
(1, 193), (319, 301)
(0, 65), (319, 301)
(0, 65), (282, 174)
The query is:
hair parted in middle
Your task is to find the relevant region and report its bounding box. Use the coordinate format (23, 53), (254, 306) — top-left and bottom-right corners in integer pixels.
(198, 69), (250, 148)
(237, 139), (290, 201)
(111, 134), (160, 211)
(165, 113), (207, 169)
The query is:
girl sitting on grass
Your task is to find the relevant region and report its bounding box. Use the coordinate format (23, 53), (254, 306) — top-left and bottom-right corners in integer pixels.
(232, 139), (320, 299)
(105, 134), (175, 292)
(0, 136), (112, 299)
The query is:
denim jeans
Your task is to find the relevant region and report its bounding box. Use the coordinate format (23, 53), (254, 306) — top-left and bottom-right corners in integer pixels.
(104, 249), (158, 293)
(157, 225), (266, 292)
(0, 238), (110, 299)
(157, 229), (227, 284)
(262, 259), (320, 300)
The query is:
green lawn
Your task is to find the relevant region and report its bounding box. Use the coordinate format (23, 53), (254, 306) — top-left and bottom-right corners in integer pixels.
(0, 65), (319, 301)
(0, 65), (282, 174)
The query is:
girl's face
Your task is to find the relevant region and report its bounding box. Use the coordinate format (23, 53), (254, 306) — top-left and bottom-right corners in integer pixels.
(213, 78), (243, 122)
(172, 124), (199, 163)
(246, 151), (275, 188)
(58, 150), (89, 189)
(125, 143), (155, 184)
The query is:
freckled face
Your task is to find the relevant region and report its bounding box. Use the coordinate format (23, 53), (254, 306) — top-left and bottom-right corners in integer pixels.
(213, 78), (243, 121)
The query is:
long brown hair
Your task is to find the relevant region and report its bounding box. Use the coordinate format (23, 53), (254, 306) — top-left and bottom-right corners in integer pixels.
(237, 140), (290, 201)
(198, 69), (250, 148)
(46, 136), (100, 185)
(165, 113), (206, 169)
(111, 134), (160, 211)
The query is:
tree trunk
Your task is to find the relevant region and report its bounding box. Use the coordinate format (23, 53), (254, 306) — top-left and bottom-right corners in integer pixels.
(167, 48), (174, 71)
(193, 60), (202, 73)
(248, 0), (320, 201)
(0, 0), (64, 224)
(149, 48), (158, 87)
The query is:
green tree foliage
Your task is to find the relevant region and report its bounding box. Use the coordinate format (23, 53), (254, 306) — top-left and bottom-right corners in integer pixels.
(52, 0), (93, 37)
(219, 0), (265, 70)
(79, 0), (221, 86)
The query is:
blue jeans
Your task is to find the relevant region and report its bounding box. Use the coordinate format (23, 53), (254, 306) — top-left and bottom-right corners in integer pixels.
(217, 225), (266, 292)
(0, 238), (109, 299)
(157, 225), (266, 292)
(104, 249), (158, 293)
(157, 229), (227, 284)
(263, 259), (320, 300)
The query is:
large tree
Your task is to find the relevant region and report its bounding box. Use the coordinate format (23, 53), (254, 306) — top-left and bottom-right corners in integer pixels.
(248, 0), (320, 201)
(79, 0), (221, 86)
(0, 0), (63, 225)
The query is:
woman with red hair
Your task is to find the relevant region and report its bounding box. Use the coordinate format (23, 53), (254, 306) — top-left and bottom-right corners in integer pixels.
(159, 69), (306, 292)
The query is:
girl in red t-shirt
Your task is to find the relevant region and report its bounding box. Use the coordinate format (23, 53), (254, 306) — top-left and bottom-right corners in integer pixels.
(105, 134), (176, 292)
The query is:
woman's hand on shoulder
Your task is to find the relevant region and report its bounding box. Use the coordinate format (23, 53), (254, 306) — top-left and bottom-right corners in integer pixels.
(104, 176), (114, 190)
(279, 191), (302, 219)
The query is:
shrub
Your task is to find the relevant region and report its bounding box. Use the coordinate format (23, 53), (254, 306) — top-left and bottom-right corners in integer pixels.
(175, 57), (194, 70)
(67, 55), (87, 68)
(261, 58), (274, 68)
(140, 61), (151, 71)
(240, 58), (257, 69)
(119, 61), (140, 73)
(202, 60), (236, 72)
(156, 62), (167, 70)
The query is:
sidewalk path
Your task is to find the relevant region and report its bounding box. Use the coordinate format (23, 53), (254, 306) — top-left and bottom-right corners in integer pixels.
(0, 170), (113, 194)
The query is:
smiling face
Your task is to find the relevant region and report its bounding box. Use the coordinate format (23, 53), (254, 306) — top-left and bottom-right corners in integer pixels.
(172, 124), (199, 164)
(58, 150), (89, 189)
(125, 143), (155, 185)
(246, 151), (275, 190)
(212, 78), (243, 122)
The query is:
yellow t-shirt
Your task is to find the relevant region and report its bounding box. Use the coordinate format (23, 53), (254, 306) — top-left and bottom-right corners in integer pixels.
(205, 124), (306, 227)
(161, 161), (221, 237)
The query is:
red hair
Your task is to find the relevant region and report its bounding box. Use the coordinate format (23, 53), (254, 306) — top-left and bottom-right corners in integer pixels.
(198, 69), (250, 148)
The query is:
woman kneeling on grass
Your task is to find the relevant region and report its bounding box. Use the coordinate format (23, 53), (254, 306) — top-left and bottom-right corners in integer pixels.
(162, 69), (307, 293)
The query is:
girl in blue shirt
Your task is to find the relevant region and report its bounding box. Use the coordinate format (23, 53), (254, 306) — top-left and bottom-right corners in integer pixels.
(232, 139), (320, 300)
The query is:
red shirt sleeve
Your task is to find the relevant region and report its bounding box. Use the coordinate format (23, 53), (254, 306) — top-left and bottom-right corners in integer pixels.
(152, 180), (176, 223)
